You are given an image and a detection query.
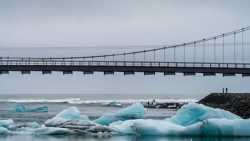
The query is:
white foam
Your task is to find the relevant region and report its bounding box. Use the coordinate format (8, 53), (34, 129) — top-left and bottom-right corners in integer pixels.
(0, 98), (81, 103)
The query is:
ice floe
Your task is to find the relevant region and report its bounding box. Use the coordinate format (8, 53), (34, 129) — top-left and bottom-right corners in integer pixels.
(45, 106), (90, 127)
(94, 103), (144, 125)
(169, 103), (241, 126)
(14, 104), (48, 113)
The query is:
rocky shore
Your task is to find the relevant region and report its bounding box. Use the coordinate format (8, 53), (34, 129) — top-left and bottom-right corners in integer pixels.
(199, 93), (250, 119)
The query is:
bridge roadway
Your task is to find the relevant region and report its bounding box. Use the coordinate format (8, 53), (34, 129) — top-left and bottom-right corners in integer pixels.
(1, 59), (250, 76)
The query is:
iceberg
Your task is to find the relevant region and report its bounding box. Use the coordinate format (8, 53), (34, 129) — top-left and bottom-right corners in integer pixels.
(95, 103), (145, 125)
(169, 103), (241, 126)
(110, 103), (250, 137)
(14, 104), (48, 113)
(201, 119), (250, 136)
(0, 127), (9, 135)
(45, 106), (90, 127)
(0, 119), (15, 129)
(2, 103), (250, 137)
(110, 119), (203, 136)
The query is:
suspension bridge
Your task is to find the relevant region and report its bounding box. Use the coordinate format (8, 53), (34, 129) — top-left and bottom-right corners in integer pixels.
(1, 26), (250, 76)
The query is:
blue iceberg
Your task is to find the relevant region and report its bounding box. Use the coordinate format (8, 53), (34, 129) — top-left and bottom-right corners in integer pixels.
(200, 119), (250, 136)
(14, 104), (48, 113)
(0, 119), (15, 129)
(45, 106), (91, 127)
(94, 103), (145, 125)
(2, 103), (250, 137)
(169, 103), (241, 126)
(0, 127), (9, 135)
(109, 103), (250, 137)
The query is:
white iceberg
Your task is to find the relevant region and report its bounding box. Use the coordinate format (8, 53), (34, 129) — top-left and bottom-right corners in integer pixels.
(95, 103), (145, 125)
(45, 106), (91, 127)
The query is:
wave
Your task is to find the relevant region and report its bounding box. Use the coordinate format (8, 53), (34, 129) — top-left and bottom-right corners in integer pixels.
(0, 98), (198, 105)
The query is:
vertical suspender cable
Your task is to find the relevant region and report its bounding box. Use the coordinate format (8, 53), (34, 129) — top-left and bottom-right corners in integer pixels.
(123, 53), (126, 61)
(214, 37), (216, 62)
(234, 32), (236, 63)
(242, 29), (244, 63)
(203, 39), (205, 63)
(164, 48), (166, 62)
(222, 34), (225, 63)
(193, 42), (196, 63)
(173, 47), (176, 62)
(153, 50), (156, 62)
(143, 50), (146, 62)
(183, 43), (186, 62)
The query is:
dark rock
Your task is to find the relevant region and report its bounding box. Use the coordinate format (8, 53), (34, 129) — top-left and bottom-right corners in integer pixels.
(199, 93), (250, 119)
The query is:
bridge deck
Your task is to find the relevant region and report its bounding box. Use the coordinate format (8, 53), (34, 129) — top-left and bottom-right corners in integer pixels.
(1, 60), (250, 75)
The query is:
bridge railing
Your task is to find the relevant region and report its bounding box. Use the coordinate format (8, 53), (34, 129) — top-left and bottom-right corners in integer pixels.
(0, 59), (250, 69)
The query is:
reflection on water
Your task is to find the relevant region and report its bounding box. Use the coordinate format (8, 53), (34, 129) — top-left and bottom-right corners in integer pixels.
(1, 135), (250, 141)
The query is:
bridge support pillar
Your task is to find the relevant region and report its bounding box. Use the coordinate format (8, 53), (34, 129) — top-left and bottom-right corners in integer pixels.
(104, 71), (114, 75)
(203, 72), (216, 76)
(63, 71), (73, 75)
(223, 73), (236, 77)
(124, 71), (135, 75)
(184, 72), (196, 76)
(144, 71), (155, 75)
(0, 71), (9, 74)
(83, 71), (94, 75)
(42, 70), (52, 75)
(164, 72), (175, 75)
(21, 71), (31, 75)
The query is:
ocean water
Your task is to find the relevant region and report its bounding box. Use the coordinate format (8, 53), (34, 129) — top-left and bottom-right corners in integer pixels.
(0, 94), (250, 141)
(0, 94), (187, 123)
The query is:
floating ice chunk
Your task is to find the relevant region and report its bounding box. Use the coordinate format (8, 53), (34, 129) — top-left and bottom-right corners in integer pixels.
(110, 119), (203, 136)
(132, 119), (204, 136)
(110, 104), (250, 137)
(95, 103), (144, 125)
(0, 127), (9, 135)
(169, 103), (241, 126)
(19, 122), (40, 128)
(0, 119), (15, 129)
(45, 107), (90, 127)
(104, 101), (123, 107)
(15, 104), (26, 112)
(110, 120), (138, 135)
(14, 104), (48, 112)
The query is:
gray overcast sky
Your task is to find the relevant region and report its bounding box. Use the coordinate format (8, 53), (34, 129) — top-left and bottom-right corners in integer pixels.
(0, 0), (250, 47)
(0, 0), (250, 97)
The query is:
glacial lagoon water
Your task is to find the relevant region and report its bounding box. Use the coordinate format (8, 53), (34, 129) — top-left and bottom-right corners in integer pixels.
(0, 94), (250, 141)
